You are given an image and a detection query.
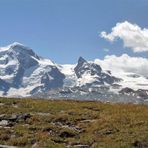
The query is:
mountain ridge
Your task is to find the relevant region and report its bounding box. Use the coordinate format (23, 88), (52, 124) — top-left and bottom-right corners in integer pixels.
(0, 43), (148, 103)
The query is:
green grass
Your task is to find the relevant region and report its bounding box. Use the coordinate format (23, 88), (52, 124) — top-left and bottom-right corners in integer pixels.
(0, 97), (148, 148)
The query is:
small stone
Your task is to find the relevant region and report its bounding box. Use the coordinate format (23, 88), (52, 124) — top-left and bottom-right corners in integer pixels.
(0, 114), (6, 120)
(8, 115), (18, 122)
(18, 113), (31, 120)
(0, 120), (9, 126)
(0, 103), (5, 106)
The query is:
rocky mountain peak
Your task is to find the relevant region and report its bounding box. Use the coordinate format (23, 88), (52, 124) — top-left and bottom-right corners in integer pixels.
(8, 42), (40, 60)
(74, 57), (102, 78)
(78, 56), (87, 65)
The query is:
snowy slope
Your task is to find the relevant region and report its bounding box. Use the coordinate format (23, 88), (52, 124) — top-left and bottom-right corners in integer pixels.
(59, 64), (77, 87)
(94, 59), (148, 91)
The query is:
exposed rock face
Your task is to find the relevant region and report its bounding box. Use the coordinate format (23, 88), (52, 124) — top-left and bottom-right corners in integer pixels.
(0, 79), (11, 95)
(74, 57), (102, 78)
(31, 66), (65, 94)
(119, 87), (148, 99)
(119, 87), (135, 94)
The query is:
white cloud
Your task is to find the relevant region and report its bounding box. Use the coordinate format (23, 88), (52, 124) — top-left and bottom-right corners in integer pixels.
(95, 54), (148, 77)
(100, 21), (148, 52)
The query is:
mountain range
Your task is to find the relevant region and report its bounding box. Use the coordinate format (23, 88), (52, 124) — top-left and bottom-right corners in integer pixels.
(0, 42), (148, 103)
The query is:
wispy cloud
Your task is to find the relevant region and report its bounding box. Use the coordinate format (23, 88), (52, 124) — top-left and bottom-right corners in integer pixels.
(100, 21), (148, 52)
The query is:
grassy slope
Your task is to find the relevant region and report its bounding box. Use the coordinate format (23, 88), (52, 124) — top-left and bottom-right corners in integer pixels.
(0, 97), (148, 148)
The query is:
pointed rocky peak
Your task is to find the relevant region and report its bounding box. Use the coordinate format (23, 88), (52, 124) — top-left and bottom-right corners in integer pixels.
(74, 57), (91, 78)
(77, 56), (87, 65)
(75, 57), (102, 76)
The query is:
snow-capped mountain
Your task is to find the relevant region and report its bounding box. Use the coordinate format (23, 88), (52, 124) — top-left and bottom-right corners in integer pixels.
(0, 43), (65, 96)
(0, 43), (148, 103)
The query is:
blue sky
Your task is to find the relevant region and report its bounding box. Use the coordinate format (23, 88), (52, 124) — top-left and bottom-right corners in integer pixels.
(0, 0), (148, 63)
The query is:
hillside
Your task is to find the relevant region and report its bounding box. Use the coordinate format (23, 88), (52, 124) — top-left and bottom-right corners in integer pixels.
(0, 98), (148, 148)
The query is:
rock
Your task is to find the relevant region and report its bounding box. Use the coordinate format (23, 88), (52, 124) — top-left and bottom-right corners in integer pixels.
(0, 144), (17, 148)
(0, 103), (5, 106)
(136, 89), (148, 98)
(119, 87), (135, 94)
(8, 115), (18, 122)
(17, 113), (31, 121)
(7, 114), (31, 122)
(119, 87), (148, 99)
(132, 140), (148, 148)
(0, 120), (9, 126)
(59, 131), (75, 138)
(73, 144), (89, 148)
(0, 114), (6, 120)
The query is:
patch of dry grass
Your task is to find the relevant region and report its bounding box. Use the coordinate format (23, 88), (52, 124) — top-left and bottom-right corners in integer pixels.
(0, 97), (148, 147)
